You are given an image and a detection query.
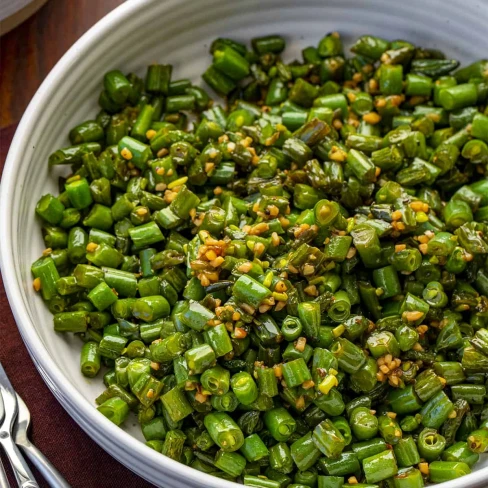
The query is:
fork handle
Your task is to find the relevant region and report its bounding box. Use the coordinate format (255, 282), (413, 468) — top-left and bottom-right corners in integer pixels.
(17, 441), (71, 488)
(0, 435), (39, 488)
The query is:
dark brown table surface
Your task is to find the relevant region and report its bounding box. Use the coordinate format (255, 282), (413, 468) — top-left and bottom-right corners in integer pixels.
(1, 0), (123, 128)
(0, 1), (151, 486)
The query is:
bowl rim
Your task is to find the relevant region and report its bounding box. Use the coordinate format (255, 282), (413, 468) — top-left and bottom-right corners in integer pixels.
(0, 0), (237, 486)
(1, 1), (488, 487)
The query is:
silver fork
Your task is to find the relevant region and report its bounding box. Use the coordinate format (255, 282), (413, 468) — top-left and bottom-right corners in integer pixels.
(14, 394), (70, 488)
(0, 363), (39, 488)
(0, 392), (11, 488)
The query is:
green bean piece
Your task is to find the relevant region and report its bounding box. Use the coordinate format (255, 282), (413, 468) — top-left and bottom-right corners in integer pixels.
(211, 392), (239, 413)
(331, 338), (366, 374)
(429, 461), (471, 483)
(36, 194), (65, 225)
(233, 274), (271, 309)
(87, 281), (118, 311)
(390, 467), (423, 488)
(161, 387), (194, 422)
(417, 428), (446, 462)
(231, 372), (259, 405)
(141, 417), (167, 442)
(363, 449), (398, 483)
(312, 419), (345, 458)
(387, 385), (423, 415)
(54, 311), (89, 333)
(282, 358), (312, 388)
(80, 342), (101, 378)
(243, 475), (281, 488)
(99, 334), (128, 360)
(204, 412), (244, 452)
(378, 414), (403, 445)
(32, 257), (60, 301)
(215, 450), (247, 477)
(442, 441), (479, 467)
(297, 302), (321, 343)
(185, 344), (216, 374)
(318, 452), (360, 476)
(104, 70), (130, 104)
(204, 323), (233, 357)
(351, 438), (387, 462)
(161, 430), (186, 462)
(420, 391), (454, 429)
(290, 432), (321, 471)
(240, 433), (269, 462)
(350, 407), (379, 441)
(97, 397), (129, 426)
(467, 429), (488, 453)
(439, 83), (478, 110)
(256, 365), (279, 398)
(351, 35), (390, 60)
(69, 120), (104, 145)
(414, 369), (443, 402)
(264, 407), (297, 442)
(65, 177), (93, 210)
(269, 442), (293, 474)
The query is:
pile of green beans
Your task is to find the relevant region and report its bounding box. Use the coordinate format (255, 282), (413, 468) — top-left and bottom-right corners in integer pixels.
(32, 31), (488, 488)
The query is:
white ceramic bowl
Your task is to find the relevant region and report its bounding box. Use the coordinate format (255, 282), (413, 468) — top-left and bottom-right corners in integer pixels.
(2, 0), (488, 486)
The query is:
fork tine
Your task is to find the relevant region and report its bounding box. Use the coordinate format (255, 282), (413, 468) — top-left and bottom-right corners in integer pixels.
(0, 363), (18, 432)
(13, 394), (70, 487)
(0, 385), (5, 427)
(0, 370), (12, 487)
(0, 457), (11, 488)
(0, 363), (39, 487)
(14, 393), (30, 445)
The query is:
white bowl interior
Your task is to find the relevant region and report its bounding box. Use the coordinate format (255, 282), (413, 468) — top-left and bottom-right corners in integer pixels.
(2, 0), (488, 486)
